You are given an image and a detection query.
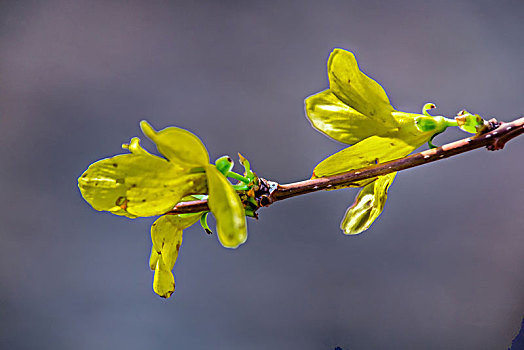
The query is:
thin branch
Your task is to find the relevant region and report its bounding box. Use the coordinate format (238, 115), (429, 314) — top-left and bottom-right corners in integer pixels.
(168, 116), (524, 215)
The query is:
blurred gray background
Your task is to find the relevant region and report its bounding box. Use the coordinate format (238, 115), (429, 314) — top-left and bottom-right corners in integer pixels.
(1, 0), (523, 349)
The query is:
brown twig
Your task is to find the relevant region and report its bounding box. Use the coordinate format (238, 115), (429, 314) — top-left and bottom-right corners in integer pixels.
(168, 116), (524, 215)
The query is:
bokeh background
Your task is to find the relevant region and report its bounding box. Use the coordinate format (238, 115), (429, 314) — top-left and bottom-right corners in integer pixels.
(1, 1), (523, 349)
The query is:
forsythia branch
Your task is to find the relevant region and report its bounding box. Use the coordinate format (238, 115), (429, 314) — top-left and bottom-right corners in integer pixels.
(168, 116), (524, 215)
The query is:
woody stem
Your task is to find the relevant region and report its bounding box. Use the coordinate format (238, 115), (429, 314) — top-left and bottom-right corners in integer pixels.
(168, 116), (524, 215)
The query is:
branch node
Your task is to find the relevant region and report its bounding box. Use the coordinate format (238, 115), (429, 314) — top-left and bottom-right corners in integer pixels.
(255, 178), (277, 207)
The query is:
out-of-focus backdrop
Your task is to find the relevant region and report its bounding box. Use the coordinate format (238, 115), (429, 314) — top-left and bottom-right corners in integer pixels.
(1, 1), (523, 349)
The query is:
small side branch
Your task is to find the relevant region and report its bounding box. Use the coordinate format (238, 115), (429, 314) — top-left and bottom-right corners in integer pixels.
(168, 116), (524, 215)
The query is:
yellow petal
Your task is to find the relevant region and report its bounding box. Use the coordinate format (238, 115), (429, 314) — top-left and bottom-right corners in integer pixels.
(78, 154), (206, 217)
(306, 90), (399, 145)
(327, 49), (394, 122)
(205, 165), (247, 248)
(140, 120), (209, 167)
(313, 136), (415, 178)
(150, 214), (200, 269)
(340, 172), (396, 235)
(153, 258), (175, 298)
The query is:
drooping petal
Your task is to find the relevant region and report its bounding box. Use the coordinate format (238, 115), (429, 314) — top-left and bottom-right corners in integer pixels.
(327, 49), (394, 123)
(340, 172), (396, 235)
(149, 214), (200, 298)
(312, 136), (415, 178)
(153, 257), (175, 298)
(78, 154), (207, 217)
(150, 214), (200, 269)
(205, 164), (247, 249)
(140, 120), (209, 167)
(306, 89), (398, 145)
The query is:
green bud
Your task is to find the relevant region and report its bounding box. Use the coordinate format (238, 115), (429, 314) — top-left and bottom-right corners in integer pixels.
(422, 103), (436, 116)
(215, 156), (234, 175)
(455, 110), (486, 134)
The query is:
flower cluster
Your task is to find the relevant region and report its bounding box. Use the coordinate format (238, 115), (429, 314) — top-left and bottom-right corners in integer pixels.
(78, 121), (250, 297)
(305, 49), (481, 234)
